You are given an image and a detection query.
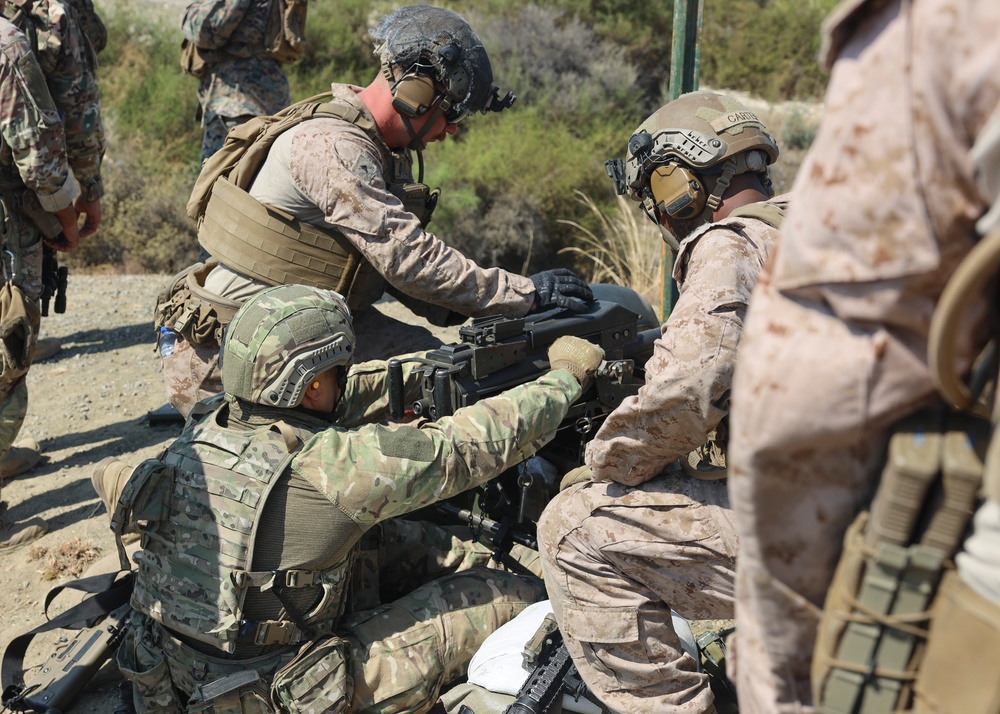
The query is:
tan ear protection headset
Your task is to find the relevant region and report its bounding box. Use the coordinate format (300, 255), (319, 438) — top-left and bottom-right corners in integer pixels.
(391, 71), (439, 118)
(648, 162), (707, 220)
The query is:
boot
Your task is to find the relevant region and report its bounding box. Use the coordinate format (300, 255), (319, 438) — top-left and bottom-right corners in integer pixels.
(0, 438), (41, 479)
(92, 457), (135, 514)
(0, 514), (47, 551)
(33, 337), (61, 362)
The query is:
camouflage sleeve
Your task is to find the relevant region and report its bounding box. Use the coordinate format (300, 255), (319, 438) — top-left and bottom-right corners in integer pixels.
(182, 0), (255, 49)
(0, 20), (77, 210)
(586, 223), (773, 486)
(333, 351), (430, 428)
(289, 123), (538, 318)
(293, 370), (580, 526)
(30, 0), (104, 199)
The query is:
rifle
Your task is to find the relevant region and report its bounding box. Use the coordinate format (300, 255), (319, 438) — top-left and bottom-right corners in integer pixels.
(386, 299), (659, 565)
(503, 614), (602, 714)
(1, 604), (131, 714)
(40, 244), (68, 317)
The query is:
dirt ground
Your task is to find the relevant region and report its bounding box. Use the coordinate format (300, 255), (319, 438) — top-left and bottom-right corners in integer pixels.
(0, 275), (465, 712)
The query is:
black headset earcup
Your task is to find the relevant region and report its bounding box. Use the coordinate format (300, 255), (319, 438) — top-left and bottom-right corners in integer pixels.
(391, 73), (438, 117)
(649, 163), (707, 219)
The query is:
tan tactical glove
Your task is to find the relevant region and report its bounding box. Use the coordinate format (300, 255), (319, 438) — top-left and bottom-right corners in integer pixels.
(548, 336), (604, 390)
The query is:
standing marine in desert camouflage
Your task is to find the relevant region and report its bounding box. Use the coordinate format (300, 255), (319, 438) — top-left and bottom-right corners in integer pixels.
(727, 0), (1000, 711)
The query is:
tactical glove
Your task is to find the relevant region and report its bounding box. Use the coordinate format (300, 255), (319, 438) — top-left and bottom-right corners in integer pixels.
(530, 269), (594, 312)
(548, 335), (604, 390)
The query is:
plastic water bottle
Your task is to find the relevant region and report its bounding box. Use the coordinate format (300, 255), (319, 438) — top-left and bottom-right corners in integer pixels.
(158, 326), (177, 358)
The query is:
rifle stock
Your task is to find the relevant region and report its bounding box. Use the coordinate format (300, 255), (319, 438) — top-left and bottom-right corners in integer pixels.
(1, 605), (131, 713)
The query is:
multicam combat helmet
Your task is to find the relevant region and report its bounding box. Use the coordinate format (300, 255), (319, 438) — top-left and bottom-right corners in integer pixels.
(371, 5), (515, 124)
(606, 91), (779, 224)
(221, 285), (355, 409)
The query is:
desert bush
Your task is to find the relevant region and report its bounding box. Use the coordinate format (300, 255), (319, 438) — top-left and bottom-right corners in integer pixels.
(780, 108), (821, 150)
(79, 0), (826, 275)
(701, 0), (840, 101)
(68, 144), (199, 273)
(558, 192), (663, 295)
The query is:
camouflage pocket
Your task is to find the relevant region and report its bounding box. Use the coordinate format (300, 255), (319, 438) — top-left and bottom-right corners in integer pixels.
(117, 635), (184, 714)
(270, 636), (351, 714)
(0, 282), (39, 383)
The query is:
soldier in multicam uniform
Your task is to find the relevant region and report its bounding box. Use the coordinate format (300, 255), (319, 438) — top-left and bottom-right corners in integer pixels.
(0, 0), (108, 368)
(0, 0), (104, 474)
(726, 0), (1000, 712)
(0, 13), (79, 550)
(108, 283), (603, 713)
(536, 91), (786, 714)
(182, 0), (292, 164)
(157, 5), (592, 417)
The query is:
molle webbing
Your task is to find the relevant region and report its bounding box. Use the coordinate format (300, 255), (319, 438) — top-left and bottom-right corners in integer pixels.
(197, 178), (386, 312)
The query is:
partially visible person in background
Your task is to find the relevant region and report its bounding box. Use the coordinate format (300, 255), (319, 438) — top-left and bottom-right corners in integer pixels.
(0, 11), (82, 548)
(1, 0), (104, 479)
(181, 0), (303, 164)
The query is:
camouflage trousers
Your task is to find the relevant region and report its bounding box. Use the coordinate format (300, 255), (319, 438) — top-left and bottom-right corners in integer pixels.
(162, 304), (446, 417)
(200, 114), (252, 166)
(0, 224), (43, 460)
(537, 470), (737, 713)
(119, 519), (545, 713)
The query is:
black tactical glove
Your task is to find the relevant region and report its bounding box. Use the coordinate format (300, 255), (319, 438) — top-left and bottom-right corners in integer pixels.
(530, 269), (594, 312)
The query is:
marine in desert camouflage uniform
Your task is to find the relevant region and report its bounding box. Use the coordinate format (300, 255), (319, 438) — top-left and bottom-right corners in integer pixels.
(537, 91), (785, 714)
(727, 0), (1000, 711)
(111, 283), (603, 713)
(182, 0), (291, 163)
(158, 5), (592, 417)
(0, 13), (79, 549)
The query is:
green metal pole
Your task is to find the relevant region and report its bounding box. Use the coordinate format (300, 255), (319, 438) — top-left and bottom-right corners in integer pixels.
(661, 0), (703, 319)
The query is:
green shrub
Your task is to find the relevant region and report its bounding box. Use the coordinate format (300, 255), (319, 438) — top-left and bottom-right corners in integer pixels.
(79, 0), (828, 276)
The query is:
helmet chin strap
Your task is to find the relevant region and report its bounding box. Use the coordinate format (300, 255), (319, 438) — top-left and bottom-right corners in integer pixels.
(400, 103), (447, 151)
(701, 159), (737, 221)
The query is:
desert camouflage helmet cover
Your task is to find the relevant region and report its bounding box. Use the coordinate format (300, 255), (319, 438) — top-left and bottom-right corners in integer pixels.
(607, 90), (779, 202)
(221, 285), (355, 408)
(371, 5), (514, 118)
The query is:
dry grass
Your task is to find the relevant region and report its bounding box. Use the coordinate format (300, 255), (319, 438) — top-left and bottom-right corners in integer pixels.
(28, 538), (102, 580)
(558, 191), (664, 298)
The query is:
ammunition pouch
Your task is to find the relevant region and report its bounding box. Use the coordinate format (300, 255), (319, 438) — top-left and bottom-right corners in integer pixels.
(911, 570), (1000, 714)
(179, 39), (247, 79)
(0, 281), (39, 382)
(154, 260), (240, 348)
(813, 410), (989, 714)
(269, 636), (350, 714)
(197, 179), (387, 313)
(398, 181), (439, 228)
